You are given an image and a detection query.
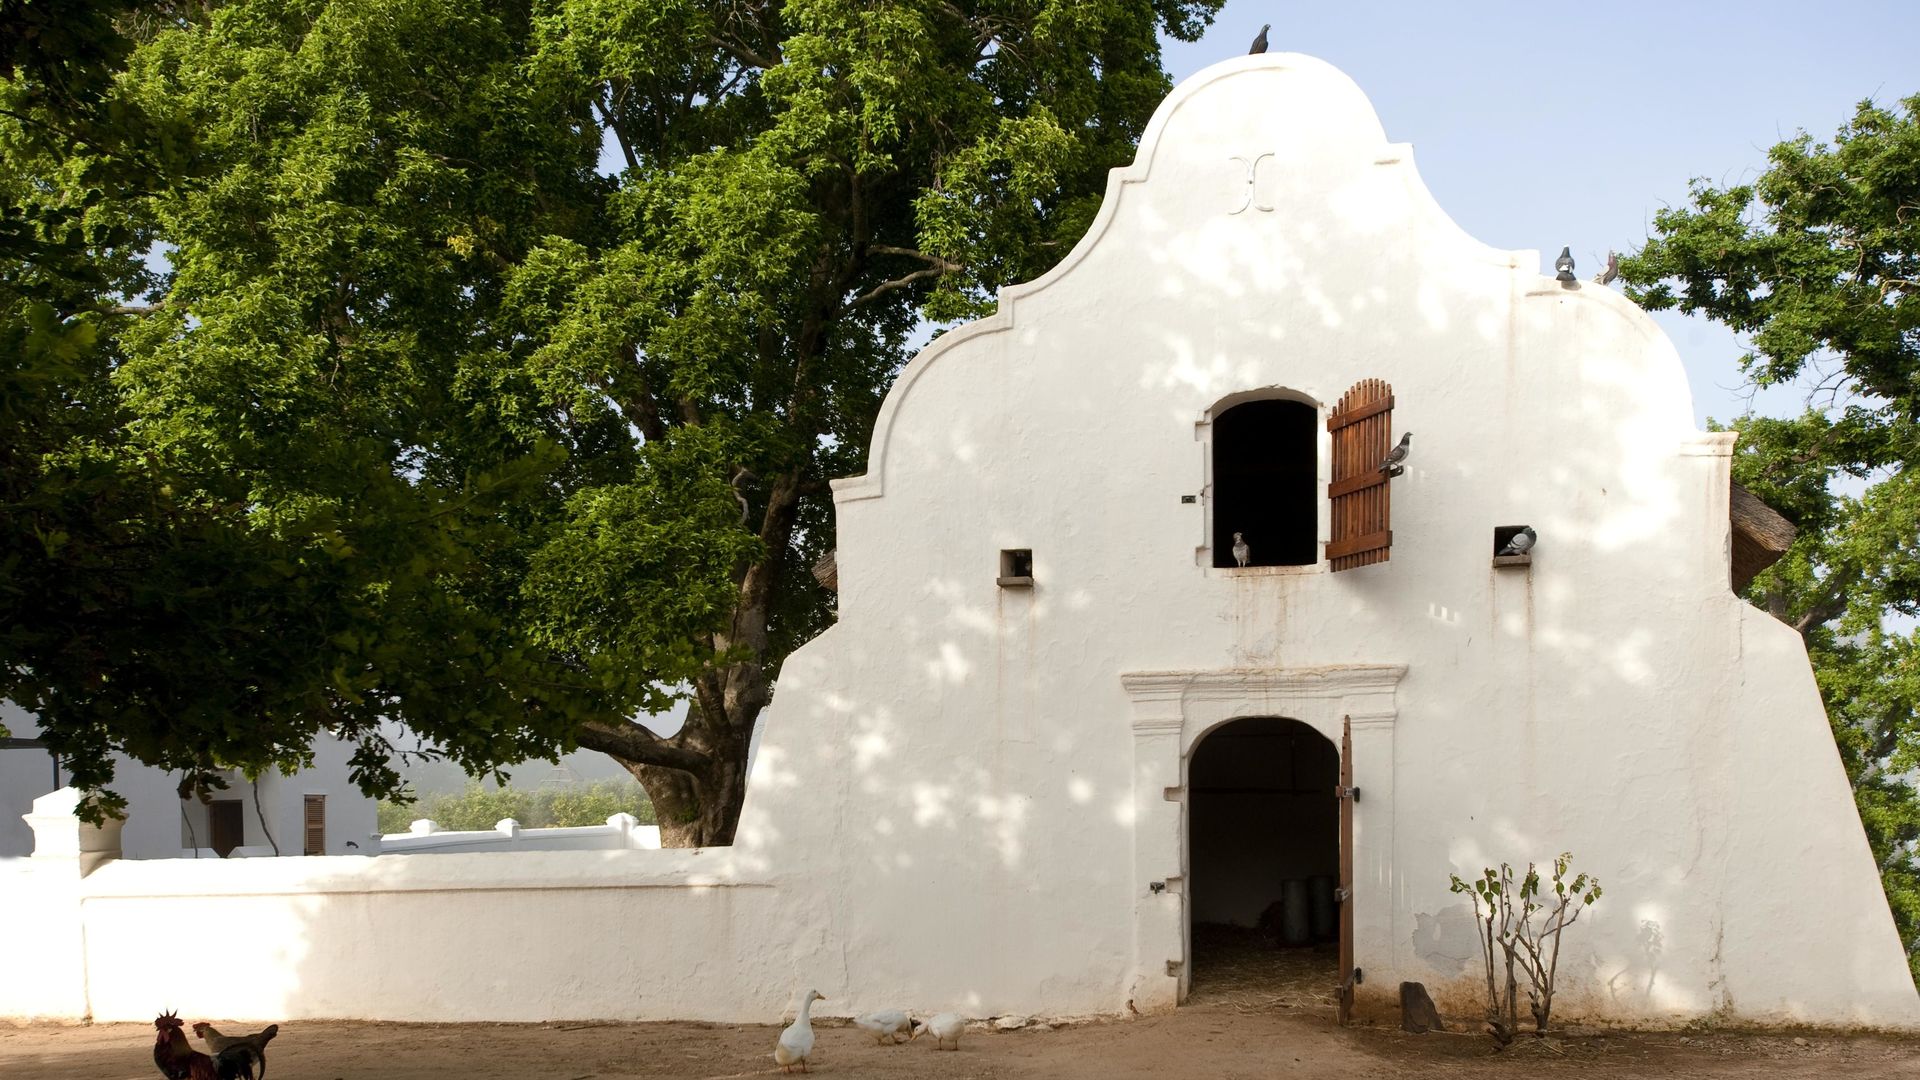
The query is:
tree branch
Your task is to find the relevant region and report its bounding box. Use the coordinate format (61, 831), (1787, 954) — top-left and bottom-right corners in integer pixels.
(594, 89), (639, 173)
(866, 244), (959, 267)
(706, 34), (779, 71)
(850, 264), (957, 308)
(1792, 569), (1857, 638)
(574, 719), (711, 774)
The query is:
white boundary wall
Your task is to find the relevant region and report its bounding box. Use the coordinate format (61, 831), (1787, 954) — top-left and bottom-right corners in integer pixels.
(1, 790), (783, 1023)
(378, 814), (663, 853)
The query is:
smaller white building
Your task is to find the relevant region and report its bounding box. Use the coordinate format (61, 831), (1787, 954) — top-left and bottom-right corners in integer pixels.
(0, 702), (377, 859)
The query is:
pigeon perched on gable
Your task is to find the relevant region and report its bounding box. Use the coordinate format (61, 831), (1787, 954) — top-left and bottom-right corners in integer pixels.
(1554, 247), (1576, 284)
(1232, 532), (1251, 567)
(1249, 24), (1269, 54)
(1593, 251), (1619, 286)
(1377, 433), (1411, 475)
(1498, 526), (1537, 556)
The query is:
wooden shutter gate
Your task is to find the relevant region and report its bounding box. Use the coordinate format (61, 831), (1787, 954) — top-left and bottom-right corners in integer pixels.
(303, 794), (326, 856)
(1327, 379), (1395, 570)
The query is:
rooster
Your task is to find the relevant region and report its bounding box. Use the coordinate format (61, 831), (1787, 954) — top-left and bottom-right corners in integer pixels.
(153, 1012), (254, 1080)
(192, 1022), (277, 1080)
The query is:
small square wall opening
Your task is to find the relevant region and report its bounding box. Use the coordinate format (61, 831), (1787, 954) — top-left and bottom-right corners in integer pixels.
(1492, 525), (1534, 567)
(1493, 526), (1528, 554)
(998, 549), (1034, 587)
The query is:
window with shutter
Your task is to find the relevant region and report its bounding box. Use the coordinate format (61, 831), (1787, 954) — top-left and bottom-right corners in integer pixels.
(1326, 379), (1395, 571)
(303, 794), (326, 856)
(1212, 398), (1319, 568)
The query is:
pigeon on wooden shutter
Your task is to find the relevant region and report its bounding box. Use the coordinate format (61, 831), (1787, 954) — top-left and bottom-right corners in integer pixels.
(1326, 380), (1395, 571)
(1376, 432), (1411, 475)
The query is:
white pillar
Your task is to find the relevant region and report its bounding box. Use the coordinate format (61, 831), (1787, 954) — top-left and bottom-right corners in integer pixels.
(25, 786), (123, 874)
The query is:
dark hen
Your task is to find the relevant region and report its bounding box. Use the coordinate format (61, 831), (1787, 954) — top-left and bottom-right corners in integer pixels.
(153, 1012), (255, 1080)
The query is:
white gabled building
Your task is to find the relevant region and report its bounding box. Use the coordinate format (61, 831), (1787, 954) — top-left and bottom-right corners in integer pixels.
(726, 52), (1920, 1027)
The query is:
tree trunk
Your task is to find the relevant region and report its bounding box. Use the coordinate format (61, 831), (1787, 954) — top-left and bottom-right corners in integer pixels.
(617, 715), (754, 848)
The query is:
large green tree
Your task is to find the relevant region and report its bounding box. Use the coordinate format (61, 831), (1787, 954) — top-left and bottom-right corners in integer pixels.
(1622, 93), (1920, 971)
(7, 0), (1219, 841)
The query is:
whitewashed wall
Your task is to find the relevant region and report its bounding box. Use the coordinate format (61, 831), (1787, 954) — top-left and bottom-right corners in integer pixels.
(3, 54), (1913, 1030)
(1, 793), (781, 1023)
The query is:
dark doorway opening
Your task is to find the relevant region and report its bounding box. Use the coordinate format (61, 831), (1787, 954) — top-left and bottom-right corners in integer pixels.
(1187, 716), (1339, 1007)
(1213, 399), (1318, 568)
(208, 799), (244, 858)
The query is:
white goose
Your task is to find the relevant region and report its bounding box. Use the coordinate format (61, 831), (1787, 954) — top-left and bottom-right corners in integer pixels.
(775, 989), (825, 1073)
(924, 1011), (966, 1051)
(852, 1008), (920, 1045)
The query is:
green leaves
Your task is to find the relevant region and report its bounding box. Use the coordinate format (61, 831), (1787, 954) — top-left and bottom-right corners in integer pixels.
(6, 0), (1222, 838)
(1626, 94), (1920, 429)
(376, 778), (656, 833)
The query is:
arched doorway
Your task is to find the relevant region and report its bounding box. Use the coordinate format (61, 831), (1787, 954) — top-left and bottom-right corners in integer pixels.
(1186, 716), (1340, 1006)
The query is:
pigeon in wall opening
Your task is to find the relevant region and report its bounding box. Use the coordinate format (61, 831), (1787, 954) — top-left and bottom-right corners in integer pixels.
(1498, 526), (1537, 557)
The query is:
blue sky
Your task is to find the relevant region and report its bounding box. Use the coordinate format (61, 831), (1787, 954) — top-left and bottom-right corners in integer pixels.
(1159, 3), (1920, 426)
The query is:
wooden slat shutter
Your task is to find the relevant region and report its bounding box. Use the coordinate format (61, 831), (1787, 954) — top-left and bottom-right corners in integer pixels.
(303, 794), (326, 856)
(1327, 379), (1395, 571)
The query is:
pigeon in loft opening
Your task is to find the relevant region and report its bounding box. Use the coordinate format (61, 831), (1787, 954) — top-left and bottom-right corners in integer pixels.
(1593, 251), (1619, 286)
(1554, 247), (1577, 285)
(1498, 526), (1537, 556)
(1377, 432), (1411, 475)
(1249, 24), (1269, 54)
(1232, 532), (1251, 567)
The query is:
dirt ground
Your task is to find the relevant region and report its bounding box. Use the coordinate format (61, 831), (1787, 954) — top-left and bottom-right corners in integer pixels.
(7, 933), (1913, 1080)
(10, 1004), (1920, 1080)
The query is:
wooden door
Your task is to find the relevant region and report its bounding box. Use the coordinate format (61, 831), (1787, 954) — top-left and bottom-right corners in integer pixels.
(1327, 379), (1395, 570)
(1336, 715), (1357, 1024)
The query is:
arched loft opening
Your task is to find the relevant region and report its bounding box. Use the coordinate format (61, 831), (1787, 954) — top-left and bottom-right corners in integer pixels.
(1212, 397), (1317, 568)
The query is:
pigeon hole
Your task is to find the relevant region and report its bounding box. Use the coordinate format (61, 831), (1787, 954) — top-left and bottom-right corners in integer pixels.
(997, 548), (1034, 587)
(1212, 399), (1318, 568)
(1186, 716), (1340, 1008)
(1492, 525), (1532, 567)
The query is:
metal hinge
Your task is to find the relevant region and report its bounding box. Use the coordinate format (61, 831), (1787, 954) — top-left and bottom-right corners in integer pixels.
(1336, 785), (1361, 803)
(1334, 887), (1350, 902)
